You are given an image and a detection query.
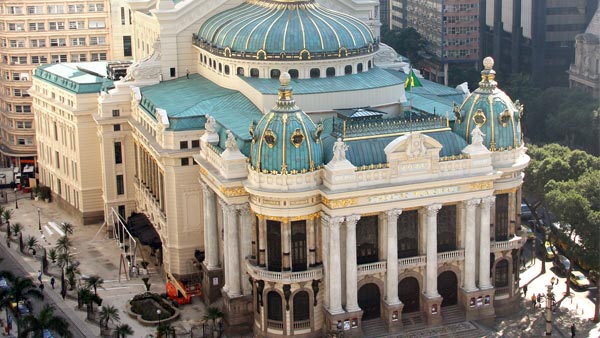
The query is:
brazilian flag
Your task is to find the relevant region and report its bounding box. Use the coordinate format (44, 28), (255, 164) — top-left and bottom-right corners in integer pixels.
(404, 68), (423, 90)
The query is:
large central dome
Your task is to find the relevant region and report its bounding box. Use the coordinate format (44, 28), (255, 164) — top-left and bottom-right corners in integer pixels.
(196, 0), (376, 59)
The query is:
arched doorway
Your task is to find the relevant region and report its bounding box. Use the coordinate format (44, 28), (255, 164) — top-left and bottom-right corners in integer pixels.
(358, 283), (381, 320)
(398, 277), (420, 313)
(437, 271), (458, 306)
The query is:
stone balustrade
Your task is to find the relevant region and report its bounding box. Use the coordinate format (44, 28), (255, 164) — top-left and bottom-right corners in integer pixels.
(398, 255), (426, 269)
(245, 259), (323, 284)
(437, 250), (464, 263)
(357, 261), (387, 276)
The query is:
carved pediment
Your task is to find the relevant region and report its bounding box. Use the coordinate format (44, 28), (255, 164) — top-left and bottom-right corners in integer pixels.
(384, 132), (443, 176)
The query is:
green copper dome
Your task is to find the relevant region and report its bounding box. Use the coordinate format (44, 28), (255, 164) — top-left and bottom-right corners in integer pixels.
(196, 0), (376, 60)
(452, 57), (523, 151)
(249, 73), (324, 174)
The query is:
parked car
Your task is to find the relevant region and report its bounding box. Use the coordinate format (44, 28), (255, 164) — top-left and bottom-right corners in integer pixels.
(544, 242), (556, 260)
(521, 203), (532, 219)
(569, 271), (590, 290)
(521, 225), (535, 241)
(0, 277), (9, 291)
(10, 301), (31, 317)
(554, 255), (571, 275)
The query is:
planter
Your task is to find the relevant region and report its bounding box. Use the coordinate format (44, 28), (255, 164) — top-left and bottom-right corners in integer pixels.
(126, 292), (180, 326)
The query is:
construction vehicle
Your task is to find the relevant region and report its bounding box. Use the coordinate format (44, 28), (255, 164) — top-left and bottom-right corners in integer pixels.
(166, 271), (202, 305)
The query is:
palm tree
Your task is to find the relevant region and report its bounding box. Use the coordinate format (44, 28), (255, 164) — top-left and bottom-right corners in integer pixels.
(10, 222), (22, 236)
(5, 276), (43, 305)
(60, 222), (74, 237)
(157, 322), (175, 338)
(86, 275), (104, 295)
(99, 305), (120, 329)
(0, 205), (5, 225)
(20, 304), (73, 338)
(55, 235), (73, 254)
(65, 263), (81, 290)
(114, 323), (134, 338)
(25, 235), (39, 254)
(2, 209), (13, 227)
(78, 287), (102, 316)
(203, 306), (224, 333)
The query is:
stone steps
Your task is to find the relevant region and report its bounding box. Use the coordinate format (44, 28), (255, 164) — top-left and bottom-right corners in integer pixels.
(441, 305), (466, 324)
(362, 317), (388, 337)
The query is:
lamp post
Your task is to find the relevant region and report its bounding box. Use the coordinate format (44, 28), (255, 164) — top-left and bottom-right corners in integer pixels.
(545, 277), (555, 336)
(157, 309), (162, 330)
(38, 208), (41, 231)
(14, 188), (18, 209)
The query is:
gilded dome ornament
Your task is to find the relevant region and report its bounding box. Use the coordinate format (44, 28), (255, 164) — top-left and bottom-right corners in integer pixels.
(249, 121), (256, 142)
(473, 109), (487, 127)
(313, 123), (323, 141)
(453, 102), (462, 123)
(499, 109), (512, 127)
(291, 128), (305, 148)
(264, 129), (277, 148)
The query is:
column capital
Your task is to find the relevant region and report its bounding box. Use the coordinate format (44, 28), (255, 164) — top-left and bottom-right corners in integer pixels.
(426, 203), (442, 216)
(320, 213), (344, 228)
(465, 198), (481, 208)
(385, 208), (402, 218)
(345, 214), (361, 228)
(219, 199), (237, 216)
(481, 196), (495, 206)
(236, 203), (252, 216)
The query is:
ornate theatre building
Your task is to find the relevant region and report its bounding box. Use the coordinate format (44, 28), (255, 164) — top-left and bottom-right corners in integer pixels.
(31, 0), (529, 336)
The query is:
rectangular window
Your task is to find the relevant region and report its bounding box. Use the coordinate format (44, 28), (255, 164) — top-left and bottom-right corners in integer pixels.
(50, 38), (67, 47)
(51, 55), (68, 63)
(123, 36), (132, 57)
(71, 37), (86, 46)
(55, 151), (60, 168)
(113, 124), (121, 131)
(90, 36), (106, 45)
(27, 6), (44, 14)
(112, 109), (120, 117)
(88, 20), (106, 29)
(181, 158), (189, 166)
(179, 141), (188, 149)
(10, 40), (25, 48)
(30, 39), (46, 48)
(15, 105), (31, 113)
(88, 3), (105, 12)
(31, 55), (47, 64)
(48, 22), (65, 30)
(70, 54), (86, 62)
(8, 23), (25, 31)
(68, 4), (84, 13)
(28, 22), (44, 31)
(69, 21), (85, 30)
(90, 53), (107, 61)
(116, 175), (124, 195)
(8, 6), (23, 15)
(170, 68), (176, 77)
(114, 142), (123, 164)
(47, 5), (65, 14)
(191, 140), (200, 148)
(120, 7), (126, 25)
(10, 56), (27, 64)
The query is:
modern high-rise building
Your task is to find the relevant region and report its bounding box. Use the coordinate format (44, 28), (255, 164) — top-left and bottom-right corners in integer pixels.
(390, 0), (480, 85)
(569, 5), (600, 98)
(480, 0), (597, 86)
(0, 0), (132, 176)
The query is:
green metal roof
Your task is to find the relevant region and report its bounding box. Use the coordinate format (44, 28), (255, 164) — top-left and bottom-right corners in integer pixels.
(241, 67), (404, 95)
(197, 0), (375, 58)
(33, 62), (112, 94)
(322, 130), (467, 167)
(139, 74), (263, 136)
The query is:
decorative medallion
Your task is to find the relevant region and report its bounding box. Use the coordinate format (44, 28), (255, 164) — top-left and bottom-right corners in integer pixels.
(291, 128), (304, 148)
(499, 109), (512, 127)
(453, 102), (462, 123)
(473, 109), (487, 127)
(263, 129), (277, 148)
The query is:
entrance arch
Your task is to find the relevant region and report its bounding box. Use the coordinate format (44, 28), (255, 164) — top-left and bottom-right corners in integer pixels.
(437, 271), (458, 306)
(358, 283), (381, 320)
(398, 277), (420, 313)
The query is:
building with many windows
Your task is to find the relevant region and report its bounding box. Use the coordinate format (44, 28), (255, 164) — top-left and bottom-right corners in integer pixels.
(0, 0), (131, 176)
(390, 0), (480, 85)
(31, 0), (528, 336)
(569, 4), (600, 98)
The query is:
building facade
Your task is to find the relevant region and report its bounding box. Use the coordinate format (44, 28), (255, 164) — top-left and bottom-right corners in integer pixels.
(0, 0), (131, 177)
(569, 5), (600, 98)
(481, 0), (597, 87)
(32, 0), (528, 336)
(390, 0), (480, 85)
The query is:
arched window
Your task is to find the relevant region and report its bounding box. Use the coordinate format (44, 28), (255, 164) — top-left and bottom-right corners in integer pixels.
(357, 63), (363, 73)
(368, 60), (372, 69)
(494, 260), (509, 287)
(267, 292), (283, 321)
(310, 68), (320, 78)
(218, 63), (222, 73)
(293, 291), (310, 321)
(224, 65), (230, 75)
(344, 65), (352, 75)
(250, 68), (260, 78)
(237, 67), (244, 76)
(289, 69), (299, 79)
(270, 69), (281, 79)
(326, 67), (335, 77)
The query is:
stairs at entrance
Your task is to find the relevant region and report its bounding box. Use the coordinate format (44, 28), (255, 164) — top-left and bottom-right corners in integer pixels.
(362, 318), (388, 337)
(441, 305), (466, 324)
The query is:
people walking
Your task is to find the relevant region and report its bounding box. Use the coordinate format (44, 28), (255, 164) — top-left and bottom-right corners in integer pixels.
(523, 284), (528, 298)
(50, 277), (55, 289)
(571, 323), (576, 337)
(37, 270), (42, 282)
(531, 294), (536, 307)
(39, 283), (44, 292)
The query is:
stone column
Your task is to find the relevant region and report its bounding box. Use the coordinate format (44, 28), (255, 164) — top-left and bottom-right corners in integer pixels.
(418, 209), (427, 256)
(218, 199), (230, 292)
(479, 196), (495, 289)
(322, 214), (344, 314)
(321, 215), (330, 308)
(425, 204), (442, 297)
(308, 218), (316, 267)
(282, 221), (291, 271)
(226, 205), (241, 297)
(345, 214), (361, 312)
(385, 209), (402, 305)
(201, 183), (219, 269)
(463, 199), (480, 292)
(239, 205), (253, 295)
(508, 191), (516, 236)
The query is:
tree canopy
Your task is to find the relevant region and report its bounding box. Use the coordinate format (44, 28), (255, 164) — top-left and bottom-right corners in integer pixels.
(381, 28), (426, 67)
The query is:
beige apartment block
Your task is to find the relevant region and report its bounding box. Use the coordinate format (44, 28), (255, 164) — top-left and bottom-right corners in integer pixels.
(0, 0), (131, 173)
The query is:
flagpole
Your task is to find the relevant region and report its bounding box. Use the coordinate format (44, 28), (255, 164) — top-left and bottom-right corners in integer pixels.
(409, 67), (413, 132)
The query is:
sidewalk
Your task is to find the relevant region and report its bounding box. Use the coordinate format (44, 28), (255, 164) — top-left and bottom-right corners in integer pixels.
(0, 193), (210, 337)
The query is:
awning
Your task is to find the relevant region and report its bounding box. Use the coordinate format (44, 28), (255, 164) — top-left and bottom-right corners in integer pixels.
(126, 213), (162, 249)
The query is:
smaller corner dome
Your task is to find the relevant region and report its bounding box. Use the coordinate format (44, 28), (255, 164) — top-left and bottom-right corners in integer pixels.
(452, 57), (523, 151)
(249, 73), (324, 174)
(196, 0), (376, 59)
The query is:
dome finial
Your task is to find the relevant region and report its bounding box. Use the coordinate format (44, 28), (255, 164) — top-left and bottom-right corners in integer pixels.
(483, 57), (494, 70)
(279, 72), (291, 87)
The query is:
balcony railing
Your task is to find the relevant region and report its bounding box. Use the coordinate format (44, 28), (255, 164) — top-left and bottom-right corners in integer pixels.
(491, 237), (523, 252)
(267, 320), (283, 330)
(437, 250), (464, 263)
(245, 260), (322, 284)
(357, 261), (387, 276)
(398, 255), (426, 269)
(293, 320), (311, 330)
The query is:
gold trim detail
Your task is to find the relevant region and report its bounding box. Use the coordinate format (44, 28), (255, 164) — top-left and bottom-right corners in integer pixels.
(290, 128), (305, 148)
(473, 109), (487, 127)
(255, 212), (320, 223)
(199, 167), (208, 176)
(219, 186), (247, 197)
(264, 129), (277, 148)
(322, 196), (358, 208)
(469, 181), (493, 191)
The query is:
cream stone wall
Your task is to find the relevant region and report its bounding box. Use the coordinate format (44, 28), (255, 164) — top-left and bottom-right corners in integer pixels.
(109, 0), (134, 60)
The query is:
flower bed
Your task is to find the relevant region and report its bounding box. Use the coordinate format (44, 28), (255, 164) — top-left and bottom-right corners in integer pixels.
(126, 292), (180, 326)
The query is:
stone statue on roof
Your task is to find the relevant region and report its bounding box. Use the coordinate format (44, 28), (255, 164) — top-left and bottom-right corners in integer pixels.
(471, 125), (485, 146)
(332, 138), (349, 162)
(205, 114), (217, 134)
(123, 39), (162, 82)
(225, 130), (238, 151)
